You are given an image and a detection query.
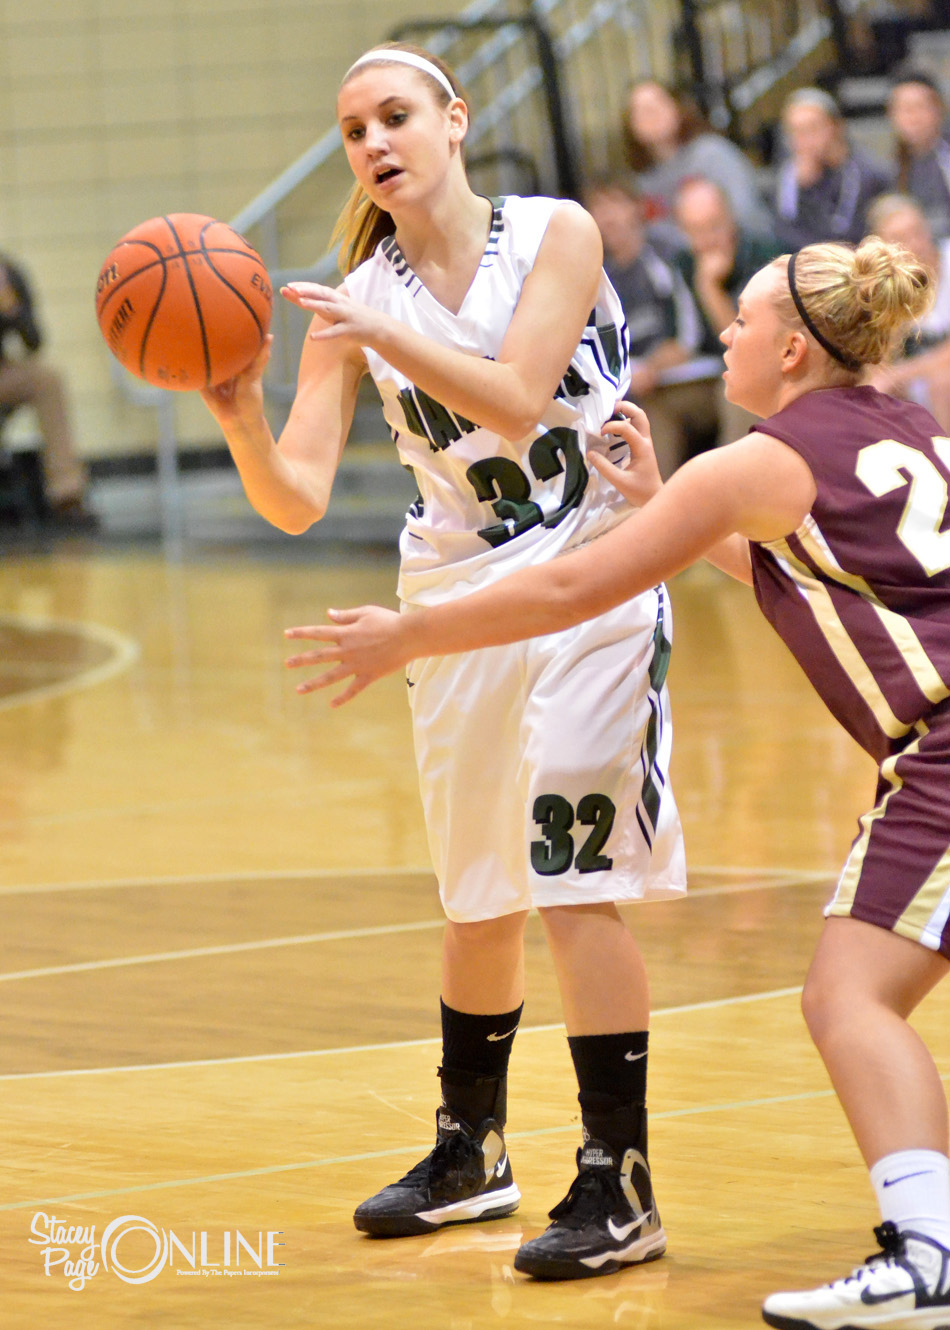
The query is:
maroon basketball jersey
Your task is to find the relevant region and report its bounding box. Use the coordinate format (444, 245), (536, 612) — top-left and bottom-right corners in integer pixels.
(750, 384), (950, 762)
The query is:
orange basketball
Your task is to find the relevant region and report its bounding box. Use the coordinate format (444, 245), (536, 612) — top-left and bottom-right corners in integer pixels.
(95, 213), (273, 391)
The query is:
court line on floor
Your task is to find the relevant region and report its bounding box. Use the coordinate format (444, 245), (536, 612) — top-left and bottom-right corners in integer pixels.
(0, 863), (833, 897)
(0, 984), (804, 1083)
(0, 866), (439, 896)
(0, 867), (833, 986)
(0, 613), (139, 713)
(0, 1082), (865, 1214)
(0, 920), (449, 985)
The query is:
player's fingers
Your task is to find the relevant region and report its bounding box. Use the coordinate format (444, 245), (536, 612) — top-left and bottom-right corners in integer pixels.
(330, 676), (370, 709)
(284, 624), (342, 642)
(603, 419), (653, 458)
(280, 282), (335, 305)
(308, 322), (351, 341)
(222, 338), (271, 390)
(589, 451), (624, 478)
(326, 607), (367, 624)
(251, 334), (273, 372)
(589, 452), (635, 490)
(609, 402), (652, 440)
(295, 663), (351, 695)
(284, 646), (343, 670)
(615, 399), (649, 424)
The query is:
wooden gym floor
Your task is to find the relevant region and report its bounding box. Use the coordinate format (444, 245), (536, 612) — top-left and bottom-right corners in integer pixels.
(0, 539), (946, 1329)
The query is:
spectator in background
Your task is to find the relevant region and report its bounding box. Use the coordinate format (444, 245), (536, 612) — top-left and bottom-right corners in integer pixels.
(584, 178), (703, 389)
(888, 70), (950, 239)
(863, 192), (950, 429)
(775, 87), (891, 249)
(0, 255), (96, 528)
(673, 176), (782, 355)
(670, 176), (782, 451)
(584, 176), (711, 476)
(623, 80), (772, 248)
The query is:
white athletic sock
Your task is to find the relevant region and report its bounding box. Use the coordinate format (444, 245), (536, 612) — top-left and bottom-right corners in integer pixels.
(870, 1149), (950, 1249)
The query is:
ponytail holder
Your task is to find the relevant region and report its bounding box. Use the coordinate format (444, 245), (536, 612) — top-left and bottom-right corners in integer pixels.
(787, 252), (862, 372)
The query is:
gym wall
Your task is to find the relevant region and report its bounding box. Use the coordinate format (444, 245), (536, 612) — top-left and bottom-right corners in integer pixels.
(0, 0), (467, 459)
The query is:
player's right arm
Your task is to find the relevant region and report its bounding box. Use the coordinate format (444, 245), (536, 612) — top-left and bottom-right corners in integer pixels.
(200, 312), (365, 534)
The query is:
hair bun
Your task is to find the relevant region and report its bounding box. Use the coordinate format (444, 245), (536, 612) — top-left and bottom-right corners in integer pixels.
(778, 238), (935, 368)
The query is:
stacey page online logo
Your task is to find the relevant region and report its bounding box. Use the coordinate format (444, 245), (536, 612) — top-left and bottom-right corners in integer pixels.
(30, 1212), (285, 1290)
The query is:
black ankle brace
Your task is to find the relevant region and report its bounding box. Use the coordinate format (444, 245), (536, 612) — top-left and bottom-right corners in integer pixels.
(438, 1067), (507, 1129)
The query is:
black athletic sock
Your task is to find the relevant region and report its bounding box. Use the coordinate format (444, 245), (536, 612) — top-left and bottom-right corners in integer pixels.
(438, 999), (523, 1128)
(568, 1030), (649, 1158)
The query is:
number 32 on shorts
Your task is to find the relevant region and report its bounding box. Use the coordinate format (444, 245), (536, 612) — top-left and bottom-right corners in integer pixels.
(531, 793), (616, 876)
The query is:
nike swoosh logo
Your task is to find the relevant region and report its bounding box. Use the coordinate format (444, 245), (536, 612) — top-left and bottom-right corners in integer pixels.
(486, 1026), (519, 1042)
(495, 1155), (508, 1178)
(607, 1213), (649, 1242)
(882, 1170), (935, 1187)
(861, 1287), (916, 1306)
(624, 1050), (647, 1062)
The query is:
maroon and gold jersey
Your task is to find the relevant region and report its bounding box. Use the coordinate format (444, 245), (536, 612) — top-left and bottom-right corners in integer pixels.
(750, 384), (950, 763)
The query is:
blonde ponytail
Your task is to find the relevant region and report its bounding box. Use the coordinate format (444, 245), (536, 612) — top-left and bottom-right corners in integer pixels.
(331, 184), (397, 277)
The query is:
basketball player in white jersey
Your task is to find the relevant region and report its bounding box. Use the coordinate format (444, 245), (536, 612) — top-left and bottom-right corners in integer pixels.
(200, 42), (685, 1280)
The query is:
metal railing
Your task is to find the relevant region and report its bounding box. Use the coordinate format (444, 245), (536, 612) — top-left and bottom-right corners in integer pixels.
(675, 0), (881, 136)
(238, 0), (678, 436)
(119, 0), (881, 550)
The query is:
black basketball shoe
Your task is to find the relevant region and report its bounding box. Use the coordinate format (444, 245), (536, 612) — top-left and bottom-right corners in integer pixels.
(353, 1105), (520, 1237)
(513, 1139), (666, 1280)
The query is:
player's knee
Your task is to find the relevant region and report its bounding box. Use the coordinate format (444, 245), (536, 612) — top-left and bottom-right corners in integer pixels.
(800, 966), (843, 1047)
(446, 913), (526, 953)
(536, 900), (623, 941)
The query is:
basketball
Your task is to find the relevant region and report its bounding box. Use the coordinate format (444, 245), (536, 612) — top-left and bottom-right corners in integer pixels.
(95, 213), (273, 391)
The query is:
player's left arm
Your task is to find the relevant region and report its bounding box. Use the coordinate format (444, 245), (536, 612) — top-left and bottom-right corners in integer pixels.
(280, 204), (602, 442)
(286, 432), (816, 704)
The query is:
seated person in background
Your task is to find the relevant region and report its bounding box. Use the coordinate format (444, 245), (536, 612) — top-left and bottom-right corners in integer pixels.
(673, 177), (783, 350)
(863, 192), (950, 430)
(623, 79), (772, 250)
(0, 255), (95, 528)
(888, 69), (950, 240)
(668, 176), (783, 458)
(775, 87), (891, 250)
(584, 177), (702, 391)
(585, 175), (715, 478)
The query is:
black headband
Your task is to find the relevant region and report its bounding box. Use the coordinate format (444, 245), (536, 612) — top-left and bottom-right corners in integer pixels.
(787, 252), (862, 372)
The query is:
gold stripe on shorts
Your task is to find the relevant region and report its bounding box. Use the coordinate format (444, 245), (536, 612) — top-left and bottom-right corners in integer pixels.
(897, 843), (950, 948)
(829, 744), (909, 917)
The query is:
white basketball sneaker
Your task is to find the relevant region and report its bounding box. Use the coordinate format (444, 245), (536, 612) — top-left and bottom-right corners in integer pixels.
(762, 1222), (950, 1329)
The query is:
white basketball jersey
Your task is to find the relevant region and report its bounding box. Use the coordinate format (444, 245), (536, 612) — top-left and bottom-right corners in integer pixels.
(345, 195), (632, 606)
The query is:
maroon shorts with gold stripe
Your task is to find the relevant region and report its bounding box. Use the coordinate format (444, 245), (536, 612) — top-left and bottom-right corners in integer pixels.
(827, 701), (950, 957)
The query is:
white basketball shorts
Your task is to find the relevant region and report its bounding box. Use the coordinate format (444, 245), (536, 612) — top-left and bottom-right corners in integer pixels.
(406, 585), (686, 923)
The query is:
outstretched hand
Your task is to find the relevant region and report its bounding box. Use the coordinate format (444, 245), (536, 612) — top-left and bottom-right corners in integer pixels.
(284, 605), (411, 707)
(594, 400), (663, 507)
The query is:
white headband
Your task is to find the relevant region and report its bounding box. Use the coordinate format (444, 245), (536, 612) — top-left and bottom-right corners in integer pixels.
(344, 50), (457, 102)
